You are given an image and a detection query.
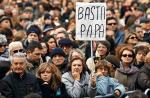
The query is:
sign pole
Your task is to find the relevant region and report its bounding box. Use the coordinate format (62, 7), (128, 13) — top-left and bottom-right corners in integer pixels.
(91, 41), (93, 58)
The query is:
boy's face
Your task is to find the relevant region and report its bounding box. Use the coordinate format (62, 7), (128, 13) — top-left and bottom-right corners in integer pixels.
(96, 67), (108, 76)
(27, 33), (39, 43)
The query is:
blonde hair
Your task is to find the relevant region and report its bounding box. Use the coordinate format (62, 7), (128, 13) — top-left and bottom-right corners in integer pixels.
(37, 62), (61, 90)
(95, 60), (111, 75)
(68, 48), (85, 63)
(8, 41), (23, 57)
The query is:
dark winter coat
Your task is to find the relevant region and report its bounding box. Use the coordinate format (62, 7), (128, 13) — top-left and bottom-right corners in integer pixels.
(115, 63), (139, 91)
(2, 72), (41, 98)
(0, 80), (12, 98)
(137, 63), (150, 91)
(38, 78), (70, 98)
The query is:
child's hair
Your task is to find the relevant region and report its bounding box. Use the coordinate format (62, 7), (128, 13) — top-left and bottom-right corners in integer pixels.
(36, 62), (61, 90)
(95, 60), (110, 75)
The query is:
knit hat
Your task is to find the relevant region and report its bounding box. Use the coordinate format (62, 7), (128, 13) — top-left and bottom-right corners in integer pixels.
(0, 15), (13, 28)
(23, 7), (33, 13)
(26, 25), (42, 36)
(24, 2), (33, 8)
(51, 48), (66, 58)
(44, 13), (52, 20)
(58, 38), (73, 47)
(43, 25), (54, 33)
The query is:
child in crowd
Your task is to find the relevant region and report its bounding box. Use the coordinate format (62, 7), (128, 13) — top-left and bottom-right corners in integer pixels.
(95, 60), (126, 98)
(36, 62), (70, 98)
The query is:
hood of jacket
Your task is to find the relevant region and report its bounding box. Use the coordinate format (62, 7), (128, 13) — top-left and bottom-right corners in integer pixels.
(117, 62), (139, 75)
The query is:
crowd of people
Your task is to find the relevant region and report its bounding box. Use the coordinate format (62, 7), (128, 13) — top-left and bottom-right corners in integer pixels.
(0, 0), (150, 98)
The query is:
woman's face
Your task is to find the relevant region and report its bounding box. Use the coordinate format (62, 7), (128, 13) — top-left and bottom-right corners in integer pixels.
(135, 51), (146, 63)
(27, 33), (39, 43)
(0, 44), (6, 53)
(0, 20), (11, 29)
(71, 59), (83, 74)
(121, 50), (133, 64)
(127, 34), (138, 45)
(40, 43), (48, 55)
(96, 43), (108, 56)
(47, 38), (56, 51)
(40, 68), (52, 82)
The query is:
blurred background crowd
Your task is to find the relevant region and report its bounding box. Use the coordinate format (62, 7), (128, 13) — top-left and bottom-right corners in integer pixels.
(0, 0), (150, 98)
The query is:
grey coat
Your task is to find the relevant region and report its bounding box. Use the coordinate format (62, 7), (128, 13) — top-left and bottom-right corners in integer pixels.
(62, 71), (96, 98)
(115, 63), (139, 91)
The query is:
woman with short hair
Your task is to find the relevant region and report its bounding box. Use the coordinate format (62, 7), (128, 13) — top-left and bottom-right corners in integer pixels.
(115, 46), (139, 91)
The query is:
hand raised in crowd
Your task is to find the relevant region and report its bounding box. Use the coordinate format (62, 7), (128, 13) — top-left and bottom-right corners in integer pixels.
(72, 69), (80, 81)
(114, 89), (121, 97)
(96, 69), (103, 77)
(90, 73), (96, 87)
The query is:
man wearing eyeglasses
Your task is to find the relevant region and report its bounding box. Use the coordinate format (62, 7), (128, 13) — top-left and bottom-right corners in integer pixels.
(106, 16), (125, 46)
(0, 34), (9, 61)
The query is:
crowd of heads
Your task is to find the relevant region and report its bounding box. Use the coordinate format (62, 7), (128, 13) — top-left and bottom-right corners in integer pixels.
(0, 0), (150, 98)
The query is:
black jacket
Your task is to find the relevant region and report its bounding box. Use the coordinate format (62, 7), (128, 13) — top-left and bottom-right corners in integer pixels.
(0, 80), (12, 98)
(137, 63), (150, 91)
(2, 72), (41, 98)
(38, 78), (71, 98)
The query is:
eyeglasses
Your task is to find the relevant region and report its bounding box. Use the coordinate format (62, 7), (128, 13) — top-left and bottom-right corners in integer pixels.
(107, 23), (117, 25)
(129, 36), (137, 39)
(0, 44), (7, 47)
(13, 49), (24, 53)
(122, 54), (133, 57)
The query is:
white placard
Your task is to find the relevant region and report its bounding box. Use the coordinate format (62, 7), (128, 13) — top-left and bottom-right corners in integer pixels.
(76, 2), (106, 40)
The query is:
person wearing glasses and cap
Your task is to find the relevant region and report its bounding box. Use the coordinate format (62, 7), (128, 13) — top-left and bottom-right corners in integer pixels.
(115, 45), (139, 91)
(0, 34), (9, 61)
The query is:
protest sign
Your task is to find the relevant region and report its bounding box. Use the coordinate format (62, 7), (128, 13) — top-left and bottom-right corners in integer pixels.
(76, 2), (106, 40)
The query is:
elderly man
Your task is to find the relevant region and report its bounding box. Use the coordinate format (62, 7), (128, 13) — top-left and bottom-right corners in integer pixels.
(2, 53), (41, 98)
